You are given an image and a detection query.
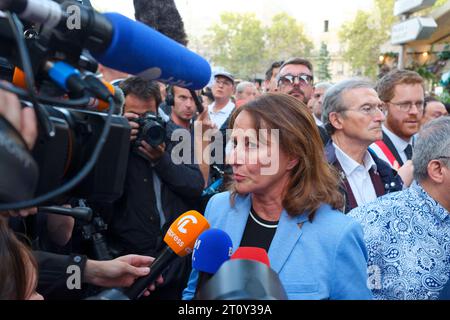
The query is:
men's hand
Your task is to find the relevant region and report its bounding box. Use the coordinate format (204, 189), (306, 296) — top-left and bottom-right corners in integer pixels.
(397, 160), (414, 187)
(124, 112), (140, 141)
(0, 87), (38, 149)
(195, 109), (217, 134)
(139, 141), (166, 162)
(84, 254), (164, 296)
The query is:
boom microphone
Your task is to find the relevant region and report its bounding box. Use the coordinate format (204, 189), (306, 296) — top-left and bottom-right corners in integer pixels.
(133, 0), (188, 46)
(0, 0), (212, 89)
(94, 12), (210, 89)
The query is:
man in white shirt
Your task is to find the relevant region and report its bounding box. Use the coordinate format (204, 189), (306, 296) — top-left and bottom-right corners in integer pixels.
(370, 69), (425, 170)
(208, 71), (236, 129)
(322, 78), (403, 213)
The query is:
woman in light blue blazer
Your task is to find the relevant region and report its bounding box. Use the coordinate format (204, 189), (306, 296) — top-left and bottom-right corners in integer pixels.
(183, 93), (372, 300)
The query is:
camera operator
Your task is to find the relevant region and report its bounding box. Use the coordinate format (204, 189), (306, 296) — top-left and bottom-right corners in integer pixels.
(0, 88), (163, 299)
(106, 77), (204, 299)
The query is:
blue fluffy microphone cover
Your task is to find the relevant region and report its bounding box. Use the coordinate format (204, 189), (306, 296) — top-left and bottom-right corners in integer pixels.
(92, 13), (211, 90)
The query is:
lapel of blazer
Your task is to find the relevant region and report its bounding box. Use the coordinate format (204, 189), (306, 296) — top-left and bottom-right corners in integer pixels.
(224, 194), (252, 250)
(268, 210), (308, 273)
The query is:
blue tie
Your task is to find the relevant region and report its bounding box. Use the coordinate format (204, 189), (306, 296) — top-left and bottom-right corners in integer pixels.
(405, 144), (413, 160)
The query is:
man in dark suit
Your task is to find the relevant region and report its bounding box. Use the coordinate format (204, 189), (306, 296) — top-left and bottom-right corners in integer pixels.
(370, 69), (425, 170)
(321, 78), (403, 213)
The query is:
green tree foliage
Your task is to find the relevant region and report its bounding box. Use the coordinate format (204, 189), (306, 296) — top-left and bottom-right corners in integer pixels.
(339, 0), (396, 79)
(205, 12), (313, 79)
(317, 42), (332, 81)
(339, 0), (447, 79)
(206, 12), (265, 79)
(265, 13), (314, 62)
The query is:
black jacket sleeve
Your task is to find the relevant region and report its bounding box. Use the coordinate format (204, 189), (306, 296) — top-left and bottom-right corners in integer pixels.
(152, 122), (204, 199)
(35, 251), (88, 299)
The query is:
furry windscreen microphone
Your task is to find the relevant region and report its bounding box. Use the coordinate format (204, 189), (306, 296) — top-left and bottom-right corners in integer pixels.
(133, 0), (188, 46)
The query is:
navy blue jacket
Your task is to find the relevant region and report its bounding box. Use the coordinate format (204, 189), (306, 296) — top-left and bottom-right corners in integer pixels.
(325, 141), (403, 213)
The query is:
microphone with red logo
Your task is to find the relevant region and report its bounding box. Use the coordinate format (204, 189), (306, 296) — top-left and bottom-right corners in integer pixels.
(231, 247), (270, 267)
(123, 210), (209, 299)
(196, 247), (288, 300)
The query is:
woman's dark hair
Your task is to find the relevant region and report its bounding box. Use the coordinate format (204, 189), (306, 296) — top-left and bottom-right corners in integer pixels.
(0, 218), (37, 299)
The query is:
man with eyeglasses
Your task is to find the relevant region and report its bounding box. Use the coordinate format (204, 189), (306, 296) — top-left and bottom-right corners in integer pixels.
(276, 57), (330, 144)
(276, 58), (315, 104)
(349, 117), (450, 300)
(322, 79), (403, 213)
(208, 71), (236, 129)
(370, 70), (425, 170)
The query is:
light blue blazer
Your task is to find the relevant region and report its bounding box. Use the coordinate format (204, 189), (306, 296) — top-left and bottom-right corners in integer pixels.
(183, 192), (372, 300)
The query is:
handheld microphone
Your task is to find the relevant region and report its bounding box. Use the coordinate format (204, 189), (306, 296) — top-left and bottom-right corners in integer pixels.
(192, 228), (233, 274)
(0, 0), (212, 89)
(123, 210), (209, 299)
(197, 259), (287, 300)
(231, 247), (271, 267)
(191, 229), (233, 298)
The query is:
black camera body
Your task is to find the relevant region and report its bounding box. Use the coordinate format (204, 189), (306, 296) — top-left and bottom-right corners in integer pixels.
(131, 112), (166, 148)
(32, 106), (131, 204)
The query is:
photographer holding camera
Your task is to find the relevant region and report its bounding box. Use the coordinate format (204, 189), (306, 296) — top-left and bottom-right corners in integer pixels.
(106, 77), (204, 299)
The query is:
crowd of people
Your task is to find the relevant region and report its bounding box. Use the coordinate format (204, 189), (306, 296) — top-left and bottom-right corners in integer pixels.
(1, 53), (450, 300)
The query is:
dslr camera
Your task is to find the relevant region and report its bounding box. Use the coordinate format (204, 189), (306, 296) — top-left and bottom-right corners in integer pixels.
(131, 112), (166, 148)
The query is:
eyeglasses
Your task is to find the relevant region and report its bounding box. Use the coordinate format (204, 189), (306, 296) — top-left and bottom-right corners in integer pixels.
(278, 74), (314, 87)
(389, 101), (424, 112)
(214, 79), (233, 87)
(436, 156), (450, 160)
(341, 104), (386, 116)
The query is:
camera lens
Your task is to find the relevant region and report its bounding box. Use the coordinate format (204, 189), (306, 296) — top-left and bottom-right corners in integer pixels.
(145, 124), (165, 147)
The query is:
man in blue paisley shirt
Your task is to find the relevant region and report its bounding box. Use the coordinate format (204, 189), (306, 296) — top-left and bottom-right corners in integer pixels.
(349, 117), (450, 300)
